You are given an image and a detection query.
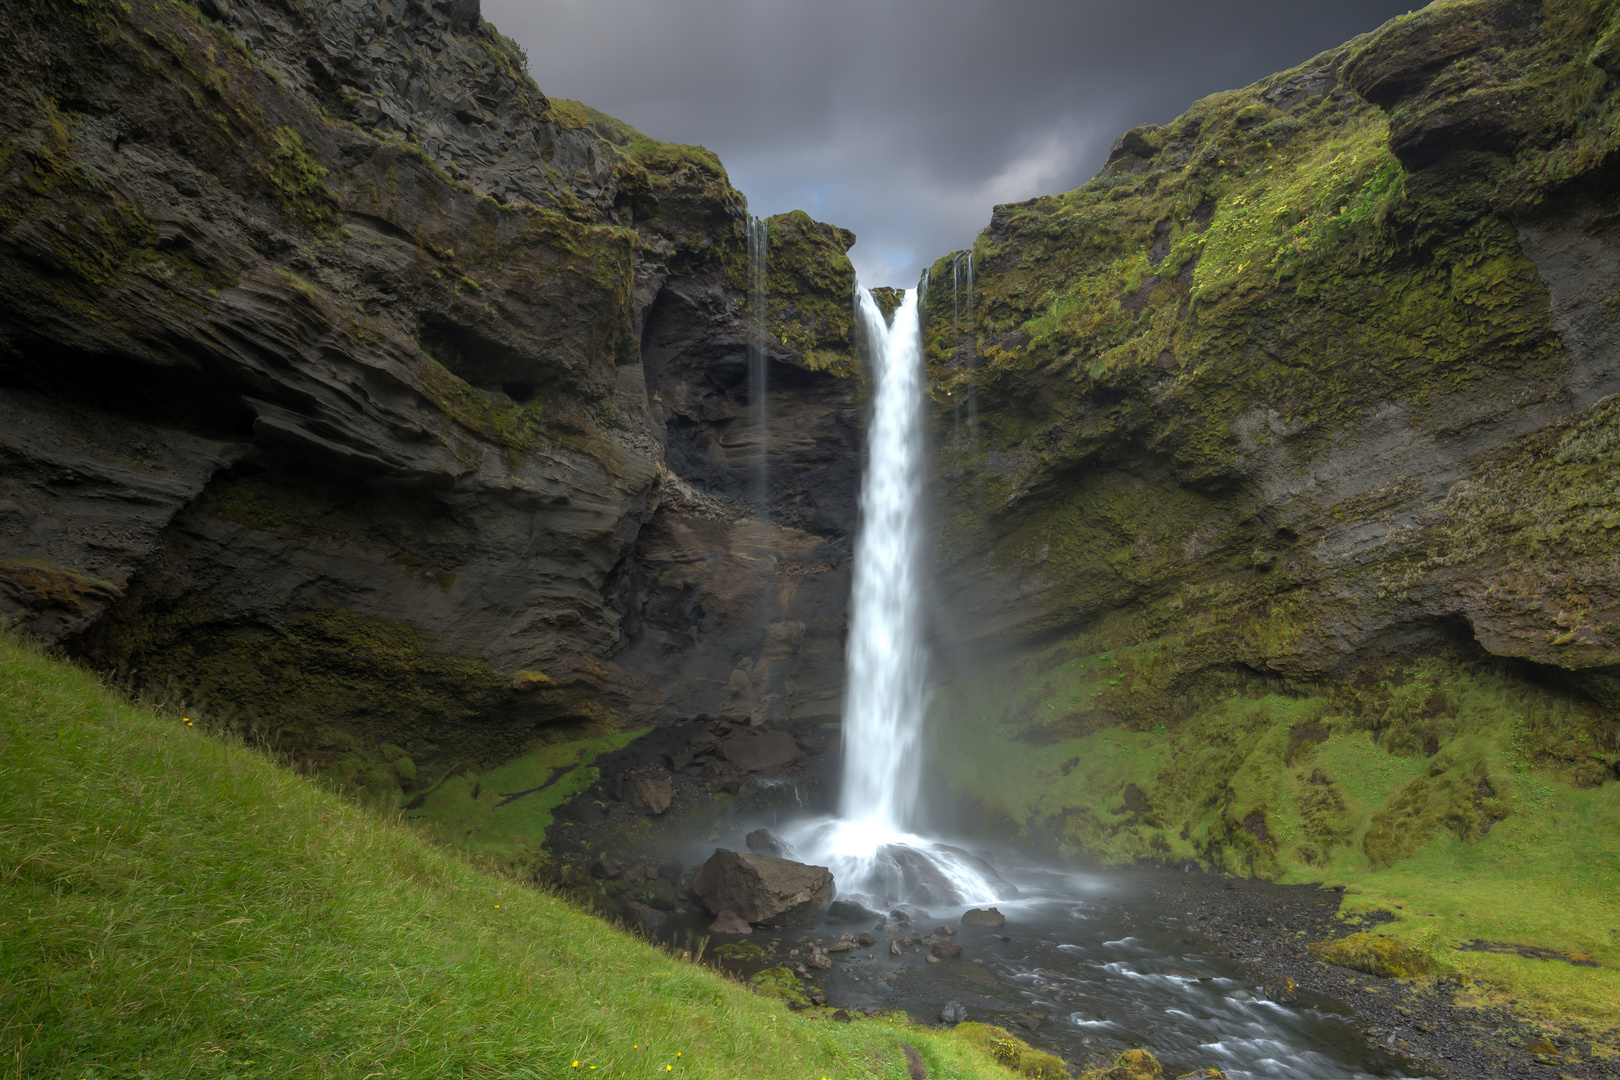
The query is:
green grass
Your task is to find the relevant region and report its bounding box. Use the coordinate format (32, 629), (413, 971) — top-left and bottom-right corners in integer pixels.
(405, 730), (644, 866)
(0, 635), (1018, 1080)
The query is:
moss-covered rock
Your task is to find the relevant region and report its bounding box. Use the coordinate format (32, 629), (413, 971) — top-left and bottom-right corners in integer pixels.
(1308, 932), (1433, 979)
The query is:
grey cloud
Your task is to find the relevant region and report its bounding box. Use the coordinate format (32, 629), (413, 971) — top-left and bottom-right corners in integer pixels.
(488, 0), (1416, 285)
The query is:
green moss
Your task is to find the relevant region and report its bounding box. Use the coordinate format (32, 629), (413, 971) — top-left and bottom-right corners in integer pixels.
(747, 966), (813, 1008)
(405, 729), (644, 872)
(950, 1023), (1068, 1079)
(752, 210), (859, 376)
(70, 599), (555, 786)
(264, 127), (336, 226)
(1308, 932), (1433, 978)
(933, 640), (1620, 1019)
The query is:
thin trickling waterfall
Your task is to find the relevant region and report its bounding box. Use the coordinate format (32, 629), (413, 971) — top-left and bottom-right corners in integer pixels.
(746, 216), (769, 510)
(788, 284), (1013, 909)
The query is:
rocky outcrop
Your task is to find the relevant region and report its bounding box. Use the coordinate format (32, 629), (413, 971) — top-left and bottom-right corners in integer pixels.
(920, 0), (1620, 874)
(691, 849), (834, 926)
(0, 0), (862, 786)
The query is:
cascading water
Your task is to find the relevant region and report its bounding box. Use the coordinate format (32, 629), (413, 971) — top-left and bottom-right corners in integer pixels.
(790, 285), (1015, 909)
(745, 216), (770, 510)
(841, 287), (928, 832)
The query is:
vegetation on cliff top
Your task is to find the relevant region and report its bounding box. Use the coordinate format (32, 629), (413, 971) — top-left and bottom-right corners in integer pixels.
(0, 634), (1034, 1080)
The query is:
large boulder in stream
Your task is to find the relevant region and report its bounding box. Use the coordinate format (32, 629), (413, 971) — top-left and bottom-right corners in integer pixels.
(691, 850), (834, 926)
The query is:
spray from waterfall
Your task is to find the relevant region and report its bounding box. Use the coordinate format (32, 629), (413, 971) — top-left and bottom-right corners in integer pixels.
(746, 216), (769, 511)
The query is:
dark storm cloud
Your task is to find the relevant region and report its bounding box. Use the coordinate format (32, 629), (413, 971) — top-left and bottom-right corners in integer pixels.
(486, 0), (1417, 285)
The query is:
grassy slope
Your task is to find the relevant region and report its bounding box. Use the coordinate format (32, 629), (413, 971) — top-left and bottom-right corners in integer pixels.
(0, 636), (1014, 1080)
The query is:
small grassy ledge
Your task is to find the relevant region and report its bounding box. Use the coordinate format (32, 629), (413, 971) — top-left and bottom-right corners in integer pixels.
(0, 635), (1013, 1080)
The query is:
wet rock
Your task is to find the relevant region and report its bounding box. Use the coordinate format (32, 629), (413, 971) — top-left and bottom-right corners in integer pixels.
(925, 954), (941, 964)
(889, 939), (902, 956)
(706, 909), (753, 935)
(961, 907), (1006, 927)
(827, 940), (854, 953)
(635, 906), (668, 935)
(691, 850), (833, 926)
(830, 1009), (850, 1022)
(940, 1001), (968, 1024)
(826, 898), (882, 924)
(591, 859), (625, 880)
(805, 949), (832, 970)
(929, 844), (1020, 900)
(1263, 976), (1299, 1005)
(857, 932), (876, 947)
(930, 941), (963, 960)
(745, 827), (789, 858)
(1016, 1014), (1042, 1032)
(934, 925), (956, 936)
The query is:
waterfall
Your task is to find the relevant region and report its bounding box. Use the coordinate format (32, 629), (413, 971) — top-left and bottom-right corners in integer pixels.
(746, 216), (769, 510)
(786, 283), (1015, 909)
(841, 288), (929, 832)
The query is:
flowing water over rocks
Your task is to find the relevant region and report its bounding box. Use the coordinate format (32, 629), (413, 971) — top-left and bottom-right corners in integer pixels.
(655, 858), (1424, 1079)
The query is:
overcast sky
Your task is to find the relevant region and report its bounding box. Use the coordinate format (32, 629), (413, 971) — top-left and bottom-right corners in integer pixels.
(487, 0), (1416, 286)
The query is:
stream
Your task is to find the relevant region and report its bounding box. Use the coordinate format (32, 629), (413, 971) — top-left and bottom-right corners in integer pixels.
(656, 853), (1423, 1080)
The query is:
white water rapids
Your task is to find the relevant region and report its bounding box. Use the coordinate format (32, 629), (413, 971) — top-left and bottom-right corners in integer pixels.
(788, 287), (1014, 910)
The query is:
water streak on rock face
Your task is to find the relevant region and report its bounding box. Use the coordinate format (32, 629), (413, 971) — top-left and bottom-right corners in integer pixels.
(746, 215), (770, 511)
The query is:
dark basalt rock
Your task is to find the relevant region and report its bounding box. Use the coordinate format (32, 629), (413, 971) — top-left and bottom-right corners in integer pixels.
(825, 899), (882, 924)
(745, 827), (790, 858)
(692, 850), (833, 927)
(961, 907), (1006, 928)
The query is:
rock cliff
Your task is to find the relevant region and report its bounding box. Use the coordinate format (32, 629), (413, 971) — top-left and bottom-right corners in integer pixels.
(0, 0), (860, 788)
(920, 0), (1620, 876)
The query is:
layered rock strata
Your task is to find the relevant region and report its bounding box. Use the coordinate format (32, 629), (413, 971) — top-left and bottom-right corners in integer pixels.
(0, 0), (861, 784)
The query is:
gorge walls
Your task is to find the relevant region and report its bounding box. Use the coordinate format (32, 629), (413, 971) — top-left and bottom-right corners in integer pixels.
(918, 0), (1620, 878)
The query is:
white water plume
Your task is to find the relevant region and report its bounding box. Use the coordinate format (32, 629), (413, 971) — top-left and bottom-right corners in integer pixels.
(788, 285), (1012, 910)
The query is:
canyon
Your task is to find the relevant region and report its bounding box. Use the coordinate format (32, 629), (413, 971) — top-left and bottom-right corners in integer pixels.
(3, 0), (1619, 1060)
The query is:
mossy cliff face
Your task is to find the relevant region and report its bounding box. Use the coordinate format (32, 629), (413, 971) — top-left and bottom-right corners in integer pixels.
(920, 0), (1620, 971)
(0, 0), (862, 786)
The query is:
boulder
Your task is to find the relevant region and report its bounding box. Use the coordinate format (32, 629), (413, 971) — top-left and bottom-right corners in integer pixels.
(635, 906), (667, 935)
(930, 940), (963, 960)
(940, 1001), (968, 1024)
(706, 909), (753, 935)
(691, 850), (834, 926)
(720, 729), (799, 772)
(615, 769), (673, 815)
(961, 907), (1006, 927)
